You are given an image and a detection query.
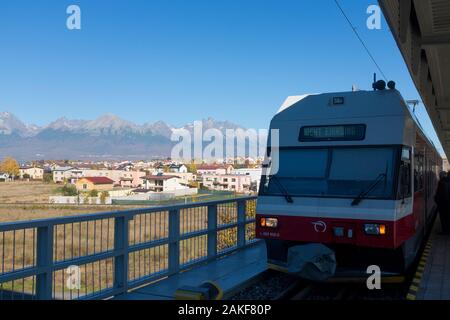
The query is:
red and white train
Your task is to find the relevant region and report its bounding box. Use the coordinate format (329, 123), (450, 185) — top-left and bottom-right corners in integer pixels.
(256, 86), (442, 280)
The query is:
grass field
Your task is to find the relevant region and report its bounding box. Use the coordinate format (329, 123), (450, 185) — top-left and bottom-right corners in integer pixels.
(0, 181), (58, 204)
(0, 181), (245, 223)
(0, 181), (256, 299)
(0, 181), (147, 223)
(0, 203), (148, 223)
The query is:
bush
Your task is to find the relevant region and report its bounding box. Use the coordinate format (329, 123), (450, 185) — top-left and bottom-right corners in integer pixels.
(189, 181), (199, 188)
(89, 189), (99, 197)
(100, 191), (109, 204)
(22, 173), (30, 180)
(61, 184), (78, 196)
(43, 173), (53, 183)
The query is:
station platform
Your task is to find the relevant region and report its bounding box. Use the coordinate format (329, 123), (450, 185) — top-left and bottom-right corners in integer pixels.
(411, 215), (450, 300)
(116, 241), (267, 300)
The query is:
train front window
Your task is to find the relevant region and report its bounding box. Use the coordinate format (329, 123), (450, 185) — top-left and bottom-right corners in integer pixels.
(261, 147), (397, 199)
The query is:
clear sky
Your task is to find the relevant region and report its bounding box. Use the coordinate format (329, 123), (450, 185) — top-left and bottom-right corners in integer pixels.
(0, 0), (444, 154)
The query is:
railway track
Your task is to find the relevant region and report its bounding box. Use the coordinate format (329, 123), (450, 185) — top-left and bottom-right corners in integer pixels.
(228, 267), (411, 300)
(229, 269), (413, 300)
(229, 270), (301, 300)
(287, 282), (408, 300)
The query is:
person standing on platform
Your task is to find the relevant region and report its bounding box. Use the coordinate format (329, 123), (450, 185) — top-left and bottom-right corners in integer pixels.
(435, 171), (450, 234)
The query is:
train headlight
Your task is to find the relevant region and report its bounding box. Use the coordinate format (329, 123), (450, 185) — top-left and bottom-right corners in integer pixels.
(364, 224), (386, 235)
(260, 217), (278, 228)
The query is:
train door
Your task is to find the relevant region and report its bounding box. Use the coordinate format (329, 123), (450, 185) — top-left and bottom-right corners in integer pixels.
(413, 143), (426, 232)
(424, 148), (434, 220)
(424, 147), (430, 221)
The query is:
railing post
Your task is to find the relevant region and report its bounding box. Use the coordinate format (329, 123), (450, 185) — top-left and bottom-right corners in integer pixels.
(237, 200), (246, 248)
(114, 215), (130, 295)
(207, 204), (218, 259)
(36, 225), (54, 300)
(168, 209), (180, 274)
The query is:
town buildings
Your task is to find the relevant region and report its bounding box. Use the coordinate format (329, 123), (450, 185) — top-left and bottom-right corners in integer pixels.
(41, 159), (260, 196)
(52, 167), (145, 187)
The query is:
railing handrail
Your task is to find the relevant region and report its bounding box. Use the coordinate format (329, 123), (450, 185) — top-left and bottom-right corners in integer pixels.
(0, 196), (257, 232)
(0, 196), (259, 300)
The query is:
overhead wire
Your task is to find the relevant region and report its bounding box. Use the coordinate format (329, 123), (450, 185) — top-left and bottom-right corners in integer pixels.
(333, 0), (388, 81)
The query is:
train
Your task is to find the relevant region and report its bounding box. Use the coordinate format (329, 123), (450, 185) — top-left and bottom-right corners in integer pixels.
(256, 83), (442, 281)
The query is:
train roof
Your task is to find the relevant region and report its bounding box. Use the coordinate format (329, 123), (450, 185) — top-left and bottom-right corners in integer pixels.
(274, 90), (405, 119)
(272, 89), (441, 157)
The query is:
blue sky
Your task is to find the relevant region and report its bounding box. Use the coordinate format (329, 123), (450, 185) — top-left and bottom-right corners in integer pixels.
(0, 0), (444, 154)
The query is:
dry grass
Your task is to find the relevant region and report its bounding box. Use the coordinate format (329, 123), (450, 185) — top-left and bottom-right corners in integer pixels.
(0, 180), (149, 223)
(0, 181), (58, 204)
(0, 183), (256, 300)
(0, 204), (146, 223)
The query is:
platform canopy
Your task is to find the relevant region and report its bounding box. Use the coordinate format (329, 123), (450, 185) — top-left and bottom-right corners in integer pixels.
(380, 0), (450, 159)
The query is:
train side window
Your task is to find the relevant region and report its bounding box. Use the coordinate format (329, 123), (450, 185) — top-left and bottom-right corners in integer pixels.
(399, 147), (412, 199)
(414, 153), (424, 192)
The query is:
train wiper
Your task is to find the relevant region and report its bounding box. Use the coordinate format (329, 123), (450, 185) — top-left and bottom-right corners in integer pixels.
(351, 173), (387, 206)
(269, 175), (294, 203)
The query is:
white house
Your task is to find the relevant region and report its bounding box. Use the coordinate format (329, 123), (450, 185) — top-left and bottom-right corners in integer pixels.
(52, 166), (78, 183)
(142, 175), (184, 192)
(161, 172), (197, 187)
(0, 173), (11, 182)
(52, 167), (86, 184)
(19, 167), (44, 180)
(231, 168), (262, 192)
(202, 174), (252, 193)
(169, 164), (188, 173)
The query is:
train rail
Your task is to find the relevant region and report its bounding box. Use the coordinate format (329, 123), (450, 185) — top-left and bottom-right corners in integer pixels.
(228, 220), (435, 301)
(229, 270), (302, 300)
(229, 270), (410, 301)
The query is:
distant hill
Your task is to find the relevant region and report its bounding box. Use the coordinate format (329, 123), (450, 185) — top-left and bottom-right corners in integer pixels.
(0, 112), (247, 161)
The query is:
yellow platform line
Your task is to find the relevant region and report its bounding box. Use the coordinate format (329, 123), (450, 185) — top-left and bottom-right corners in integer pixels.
(406, 239), (433, 300)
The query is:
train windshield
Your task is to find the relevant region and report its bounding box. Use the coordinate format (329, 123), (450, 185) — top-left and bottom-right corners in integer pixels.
(260, 147), (397, 199)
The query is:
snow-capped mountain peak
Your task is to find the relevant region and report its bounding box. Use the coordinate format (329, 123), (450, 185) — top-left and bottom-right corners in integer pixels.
(0, 111), (40, 137)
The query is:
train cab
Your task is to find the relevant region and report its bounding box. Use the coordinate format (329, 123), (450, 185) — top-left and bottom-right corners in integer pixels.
(256, 88), (442, 279)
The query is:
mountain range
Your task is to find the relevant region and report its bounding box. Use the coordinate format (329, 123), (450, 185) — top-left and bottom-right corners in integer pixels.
(0, 112), (246, 161)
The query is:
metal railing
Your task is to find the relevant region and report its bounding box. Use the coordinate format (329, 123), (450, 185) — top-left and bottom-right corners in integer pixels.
(0, 196), (258, 300)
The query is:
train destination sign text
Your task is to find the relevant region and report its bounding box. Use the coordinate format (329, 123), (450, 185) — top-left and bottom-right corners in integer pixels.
(299, 124), (366, 142)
